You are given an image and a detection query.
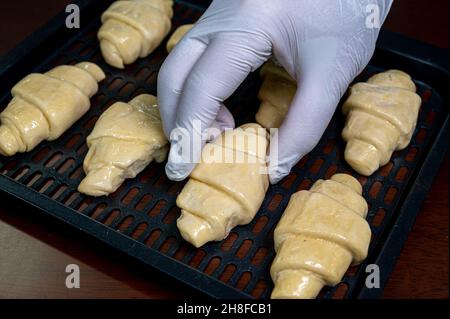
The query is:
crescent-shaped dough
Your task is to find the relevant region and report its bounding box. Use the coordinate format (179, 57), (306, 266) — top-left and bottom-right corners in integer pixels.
(98, 0), (174, 69)
(342, 70), (422, 176)
(176, 123), (269, 248)
(271, 174), (370, 299)
(256, 60), (296, 129)
(166, 24), (194, 52)
(78, 94), (168, 197)
(0, 62), (105, 156)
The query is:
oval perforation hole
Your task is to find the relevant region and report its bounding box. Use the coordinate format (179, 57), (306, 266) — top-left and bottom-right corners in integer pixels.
(69, 165), (84, 180)
(1, 160), (18, 174)
(25, 172), (42, 187)
(76, 198), (92, 213)
(159, 236), (177, 254)
(119, 82), (135, 96)
(296, 178), (311, 191)
(268, 194), (283, 212)
(219, 264), (236, 283)
(425, 111), (437, 125)
(64, 191), (80, 206)
(251, 280), (268, 298)
(252, 215), (268, 234)
(44, 152), (63, 168)
(64, 134), (82, 149)
(325, 164), (338, 179)
(415, 128), (427, 144)
(323, 139), (336, 154)
(12, 166), (30, 181)
(281, 173), (296, 189)
(38, 178), (54, 193)
(121, 187), (140, 205)
(57, 158), (75, 174)
(83, 116), (99, 129)
(148, 199), (167, 218)
(221, 232), (238, 252)
(168, 182), (185, 195)
(79, 46), (93, 57)
(384, 186), (398, 204)
(332, 282), (349, 299)
(235, 272), (252, 291)
(92, 93), (107, 106)
(108, 78), (125, 90)
(174, 243), (190, 261)
(163, 206), (179, 225)
(135, 67), (151, 79)
(140, 168), (158, 183)
(76, 143), (88, 155)
(189, 249), (206, 268)
(204, 257), (221, 276)
(357, 176), (368, 187)
(90, 203), (107, 219)
(345, 266), (359, 278)
(421, 89), (432, 103)
(145, 229), (162, 247)
(310, 158), (324, 174)
(372, 208), (386, 227)
(251, 247), (269, 266)
(406, 147), (418, 162)
(154, 174), (169, 189)
(135, 194), (153, 211)
(295, 155), (310, 169)
(117, 216), (135, 232)
(50, 184), (67, 199)
(395, 167), (409, 182)
(32, 147), (50, 162)
(369, 181), (383, 199)
(145, 72), (157, 86)
(131, 222), (148, 240)
(379, 162), (393, 177)
(236, 239), (253, 259)
(103, 210), (121, 226)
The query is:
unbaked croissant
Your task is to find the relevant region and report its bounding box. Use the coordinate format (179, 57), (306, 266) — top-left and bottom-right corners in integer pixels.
(271, 174), (371, 299)
(342, 70), (422, 176)
(166, 24), (194, 52)
(78, 94), (169, 197)
(176, 123), (269, 248)
(98, 0), (174, 69)
(0, 62), (105, 156)
(256, 60), (296, 129)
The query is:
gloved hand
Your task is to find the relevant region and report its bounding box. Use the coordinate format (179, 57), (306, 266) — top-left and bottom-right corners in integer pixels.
(158, 0), (393, 183)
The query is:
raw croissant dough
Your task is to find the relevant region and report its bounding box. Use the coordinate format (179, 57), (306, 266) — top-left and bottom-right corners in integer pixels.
(271, 174), (371, 299)
(256, 60), (296, 129)
(98, 0), (174, 69)
(176, 124), (269, 248)
(342, 70), (422, 176)
(78, 94), (169, 197)
(0, 62), (105, 156)
(166, 24), (194, 52)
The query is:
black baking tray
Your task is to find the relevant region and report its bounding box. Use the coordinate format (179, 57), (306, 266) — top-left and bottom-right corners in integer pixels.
(0, 0), (448, 299)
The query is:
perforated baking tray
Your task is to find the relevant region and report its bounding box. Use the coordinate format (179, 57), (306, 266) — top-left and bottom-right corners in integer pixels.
(0, 0), (448, 299)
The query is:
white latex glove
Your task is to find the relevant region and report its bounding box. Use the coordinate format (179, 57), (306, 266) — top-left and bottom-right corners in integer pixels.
(158, 0), (393, 183)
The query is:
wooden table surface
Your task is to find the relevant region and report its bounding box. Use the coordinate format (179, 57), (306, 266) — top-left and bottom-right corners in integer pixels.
(0, 0), (448, 299)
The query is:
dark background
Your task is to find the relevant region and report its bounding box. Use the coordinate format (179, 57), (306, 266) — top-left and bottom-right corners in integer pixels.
(0, 0), (448, 298)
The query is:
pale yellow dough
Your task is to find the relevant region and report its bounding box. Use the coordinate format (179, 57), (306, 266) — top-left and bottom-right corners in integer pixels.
(271, 174), (370, 299)
(342, 70), (422, 176)
(166, 24), (194, 52)
(78, 94), (169, 197)
(98, 0), (174, 69)
(176, 124), (269, 248)
(0, 62), (105, 156)
(256, 60), (296, 129)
